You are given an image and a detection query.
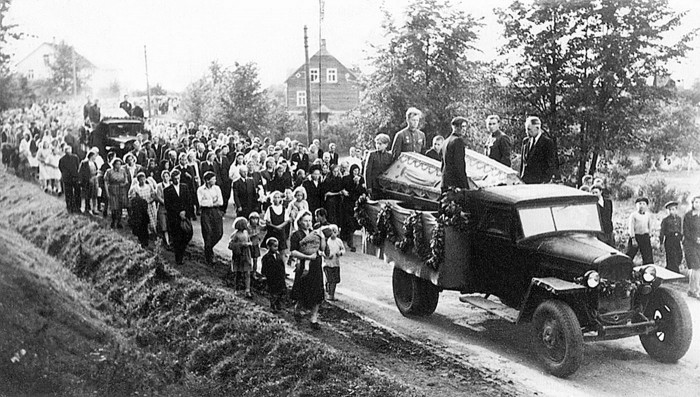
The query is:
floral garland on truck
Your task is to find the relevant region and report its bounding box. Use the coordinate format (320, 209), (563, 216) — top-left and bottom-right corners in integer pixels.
(395, 211), (431, 262)
(426, 199), (470, 270)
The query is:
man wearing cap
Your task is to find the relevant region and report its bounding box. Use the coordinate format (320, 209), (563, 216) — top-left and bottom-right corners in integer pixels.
(391, 107), (426, 160)
(626, 197), (654, 265)
(441, 117), (470, 192)
(198, 171), (224, 265)
(364, 133), (393, 199)
(660, 200), (683, 273)
(164, 169), (195, 266)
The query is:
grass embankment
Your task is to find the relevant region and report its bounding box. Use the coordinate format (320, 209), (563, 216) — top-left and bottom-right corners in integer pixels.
(0, 171), (415, 396)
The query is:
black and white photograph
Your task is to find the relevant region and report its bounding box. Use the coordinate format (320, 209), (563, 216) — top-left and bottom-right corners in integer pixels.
(0, 0), (699, 395)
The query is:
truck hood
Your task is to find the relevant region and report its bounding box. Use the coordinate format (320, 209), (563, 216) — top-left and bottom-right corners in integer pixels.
(518, 232), (623, 268)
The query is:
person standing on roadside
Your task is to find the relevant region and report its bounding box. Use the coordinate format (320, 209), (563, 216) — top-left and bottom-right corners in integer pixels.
(441, 117), (470, 193)
(364, 134), (392, 200)
(290, 210), (325, 330)
(626, 197), (654, 265)
(164, 169), (194, 266)
(683, 196), (700, 299)
(485, 115), (512, 167)
(592, 185), (614, 246)
(198, 171), (224, 265)
(58, 144), (81, 213)
(391, 107), (426, 160)
(520, 116), (556, 184)
(660, 201), (683, 274)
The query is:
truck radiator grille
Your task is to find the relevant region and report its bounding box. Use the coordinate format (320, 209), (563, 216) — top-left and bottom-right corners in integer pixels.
(597, 260), (634, 325)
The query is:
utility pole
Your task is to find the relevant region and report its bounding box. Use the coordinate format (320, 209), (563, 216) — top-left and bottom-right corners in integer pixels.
(71, 46), (77, 96)
(144, 45), (152, 118)
(303, 26), (313, 146)
(318, 0), (324, 138)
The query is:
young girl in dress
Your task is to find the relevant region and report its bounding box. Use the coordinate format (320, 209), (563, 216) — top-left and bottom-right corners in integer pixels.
(229, 217), (253, 298)
(247, 211), (264, 278)
(264, 191), (290, 264)
(324, 225), (345, 301)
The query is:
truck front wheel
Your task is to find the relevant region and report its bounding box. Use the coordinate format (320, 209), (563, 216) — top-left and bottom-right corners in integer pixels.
(640, 286), (692, 363)
(392, 267), (439, 316)
(531, 300), (584, 378)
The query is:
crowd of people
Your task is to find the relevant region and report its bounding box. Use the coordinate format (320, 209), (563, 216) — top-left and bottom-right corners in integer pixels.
(2, 101), (699, 329)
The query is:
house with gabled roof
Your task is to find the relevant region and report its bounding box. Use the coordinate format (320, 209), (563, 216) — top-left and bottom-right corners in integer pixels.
(285, 40), (360, 118)
(14, 42), (95, 82)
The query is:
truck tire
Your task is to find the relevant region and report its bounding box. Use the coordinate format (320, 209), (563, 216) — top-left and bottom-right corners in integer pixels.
(531, 300), (583, 378)
(392, 267), (439, 316)
(639, 286), (692, 363)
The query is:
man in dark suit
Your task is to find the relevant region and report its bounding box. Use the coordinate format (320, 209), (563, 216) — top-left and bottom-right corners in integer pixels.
(327, 143), (339, 166)
(232, 164), (261, 219)
(520, 116), (556, 184)
(441, 117), (469, 192)
(58, 144), (81, 213)
(216, 146), (233, 213)
(486, 115), (512, 167)
(164, 169), (195, 266)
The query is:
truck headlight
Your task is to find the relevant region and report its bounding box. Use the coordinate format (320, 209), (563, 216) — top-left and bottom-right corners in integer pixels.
(120, 143), (125, 149)
(642, 266), (656, 283)
(585, 270), (600, 288)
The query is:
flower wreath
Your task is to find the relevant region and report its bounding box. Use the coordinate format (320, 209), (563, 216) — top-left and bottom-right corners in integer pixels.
(395, 211), (431, 261)
(354, 195), (375, 234)
(426, 199), (470, 270)
(369, 203), (395, 247)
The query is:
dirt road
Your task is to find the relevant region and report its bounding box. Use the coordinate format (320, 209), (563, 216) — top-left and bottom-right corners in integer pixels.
(193, 212), (699, 397)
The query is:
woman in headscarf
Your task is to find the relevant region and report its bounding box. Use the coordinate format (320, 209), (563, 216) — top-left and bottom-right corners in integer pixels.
(129, 170), (157, 235)
(289, 210), (325, 330)
(340, 163), (366, 251)
(105, 157), (131, 228)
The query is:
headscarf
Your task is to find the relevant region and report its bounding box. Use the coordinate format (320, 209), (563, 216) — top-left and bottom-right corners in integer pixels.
(294, 209), (313, 230)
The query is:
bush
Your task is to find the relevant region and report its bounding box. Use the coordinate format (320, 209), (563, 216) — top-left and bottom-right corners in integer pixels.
(617, 184), (636, 201)
(597, 162), (630, 199)
(639, 179), (685, 213)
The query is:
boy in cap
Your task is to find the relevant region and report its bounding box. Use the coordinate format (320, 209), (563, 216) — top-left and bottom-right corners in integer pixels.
(660, 201), (683, 273)
(625, 197), (654, 265)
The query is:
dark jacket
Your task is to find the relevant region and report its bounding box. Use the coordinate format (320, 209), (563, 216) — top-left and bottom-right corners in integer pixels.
(521, 134), (556, 184)
(303, 179), (324, 215)
(489, 130), (512, 167)
(425, 147), (441, 162)
(164, 183), (194, 222)
(58, 153), (80, 182)
(441, 133), (469, 191)
(364, 149), (393, 198)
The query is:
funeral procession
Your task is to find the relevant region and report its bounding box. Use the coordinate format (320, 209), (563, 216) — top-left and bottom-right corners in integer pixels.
(1, 0), (700, 396)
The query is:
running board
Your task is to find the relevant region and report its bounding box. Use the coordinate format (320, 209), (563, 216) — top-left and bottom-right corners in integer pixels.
(459, 294), (519, 323)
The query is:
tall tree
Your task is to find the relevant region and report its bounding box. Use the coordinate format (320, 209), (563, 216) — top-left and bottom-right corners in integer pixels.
(210, 62), (269, 134)
(0, 0), (28, 110)
(498, 0), (696, 182)
(357, 0), (482, 146)
(48, 41), (90, 97)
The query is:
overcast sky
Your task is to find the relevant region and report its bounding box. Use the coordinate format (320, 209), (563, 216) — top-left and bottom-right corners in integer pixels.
(7, 0), (700, 92)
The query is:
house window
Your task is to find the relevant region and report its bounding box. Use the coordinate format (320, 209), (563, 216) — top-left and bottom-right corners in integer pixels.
(43, 54), (50, 66)
(296, 91), (307, 106)
(309, 68), (319, 83)
(327, 68), (337, 83)
(27, 69), (34, 80)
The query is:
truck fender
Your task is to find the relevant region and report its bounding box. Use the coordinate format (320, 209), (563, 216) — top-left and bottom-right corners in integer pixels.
(517, 277), (586, 324)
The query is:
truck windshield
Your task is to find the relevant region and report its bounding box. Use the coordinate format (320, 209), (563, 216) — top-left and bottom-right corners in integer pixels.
(519, 203), (601, 238)
(108, 123), (142, 137)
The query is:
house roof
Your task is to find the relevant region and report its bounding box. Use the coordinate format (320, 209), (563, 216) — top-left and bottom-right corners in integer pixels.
(284, 41), (357, 84)
(15, 42), (96, 69)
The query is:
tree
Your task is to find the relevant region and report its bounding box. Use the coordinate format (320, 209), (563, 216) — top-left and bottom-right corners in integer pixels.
(497, 0), (697, 182)
(181, 76), (212, 126)
(357, 0), (483, 147)
(209, 62), (269, 134)
(0, 0), (28, 110)
(49, 41), (90, 97)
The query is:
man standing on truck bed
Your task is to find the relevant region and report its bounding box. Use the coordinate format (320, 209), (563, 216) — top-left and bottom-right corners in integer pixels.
(441, 116), (469, 192)
(391, 107), (426, 160)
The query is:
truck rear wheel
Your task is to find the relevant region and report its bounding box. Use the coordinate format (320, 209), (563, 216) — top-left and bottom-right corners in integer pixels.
(531, 300), (583, 378)
(392, 267), (439, 316)
(640, 286), (692, 363)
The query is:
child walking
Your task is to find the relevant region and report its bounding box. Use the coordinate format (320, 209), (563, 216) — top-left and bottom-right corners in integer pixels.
(660, 201), (683, 273)
(324, 225), (345, 301)
(247, 211), (264, 278)
(229, 217), (253, 299)
(261, 237), (287, 311)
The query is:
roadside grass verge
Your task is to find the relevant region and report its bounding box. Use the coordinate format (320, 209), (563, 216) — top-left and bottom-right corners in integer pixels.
(0, 170), (415, 396)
